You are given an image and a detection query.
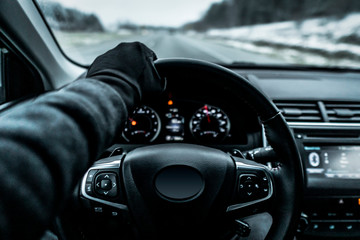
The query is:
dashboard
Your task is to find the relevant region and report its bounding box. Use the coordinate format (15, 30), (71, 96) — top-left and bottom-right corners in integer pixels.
(84, 64), (360, 240)
(101, 67), (360, 239)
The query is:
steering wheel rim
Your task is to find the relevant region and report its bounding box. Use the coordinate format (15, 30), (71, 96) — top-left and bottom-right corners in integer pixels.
(80, 58), (304, 240)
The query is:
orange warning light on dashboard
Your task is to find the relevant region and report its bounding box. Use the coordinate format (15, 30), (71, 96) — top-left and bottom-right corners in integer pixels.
(168, 100), (173, 106)
(131, 120), (137, 126)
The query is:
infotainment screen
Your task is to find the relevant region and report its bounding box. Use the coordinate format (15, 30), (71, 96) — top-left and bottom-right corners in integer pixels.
(304, 145), (360, 179)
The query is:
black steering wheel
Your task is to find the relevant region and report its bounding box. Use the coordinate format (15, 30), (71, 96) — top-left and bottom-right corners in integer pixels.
(80, 59), (304, 240)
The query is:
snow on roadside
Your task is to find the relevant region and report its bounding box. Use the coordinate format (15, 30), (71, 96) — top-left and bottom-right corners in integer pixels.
(204, 13), (360, 67)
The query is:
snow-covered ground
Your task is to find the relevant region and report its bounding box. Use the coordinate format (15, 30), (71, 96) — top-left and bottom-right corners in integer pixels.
(204, 13), (360, 68)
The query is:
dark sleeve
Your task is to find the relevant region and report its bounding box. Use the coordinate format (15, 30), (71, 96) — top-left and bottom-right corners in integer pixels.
(0, 77), (136, 239)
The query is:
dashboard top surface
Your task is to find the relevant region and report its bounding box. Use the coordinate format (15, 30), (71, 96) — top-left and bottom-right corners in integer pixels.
(234, 69), (360, 101)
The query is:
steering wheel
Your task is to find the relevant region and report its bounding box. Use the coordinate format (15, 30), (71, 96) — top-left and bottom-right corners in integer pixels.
(80, 59), (303, 240)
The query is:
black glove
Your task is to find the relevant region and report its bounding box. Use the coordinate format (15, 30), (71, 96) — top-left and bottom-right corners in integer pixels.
(86, 42), (165, 104)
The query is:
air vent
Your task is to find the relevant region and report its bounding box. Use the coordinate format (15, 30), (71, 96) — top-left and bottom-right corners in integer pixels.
(274, 101), (323, 122)
(324, 102), (360, 123)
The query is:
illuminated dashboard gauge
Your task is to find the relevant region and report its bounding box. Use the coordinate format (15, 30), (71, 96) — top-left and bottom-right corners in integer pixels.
(190, 105), (230, 143)
(123, 106), (161, 143)
(165, 108), (185, 142)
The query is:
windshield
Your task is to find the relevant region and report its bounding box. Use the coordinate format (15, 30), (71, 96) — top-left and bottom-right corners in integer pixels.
(36, 0), (360, 68)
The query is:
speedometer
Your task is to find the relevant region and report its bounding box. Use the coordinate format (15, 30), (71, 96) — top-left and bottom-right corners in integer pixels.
(123, 106), (161, 143)
(190, 105), (230, 143)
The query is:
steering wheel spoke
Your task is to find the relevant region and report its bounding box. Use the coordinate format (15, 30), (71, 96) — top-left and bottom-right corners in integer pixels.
(227, 156), (273, 215)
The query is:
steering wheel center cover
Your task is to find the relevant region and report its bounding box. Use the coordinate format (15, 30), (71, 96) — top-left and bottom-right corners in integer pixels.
(122, 143), (236, 232)
(154, 165), (204, 201)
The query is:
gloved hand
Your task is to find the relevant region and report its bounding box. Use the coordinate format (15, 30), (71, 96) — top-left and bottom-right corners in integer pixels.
(86, 42), (165, 103)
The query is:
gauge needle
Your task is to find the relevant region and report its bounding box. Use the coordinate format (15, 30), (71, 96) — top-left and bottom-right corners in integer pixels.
(204, 105), (211, 123)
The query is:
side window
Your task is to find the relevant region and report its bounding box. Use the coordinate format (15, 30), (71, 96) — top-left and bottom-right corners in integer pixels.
(0, 38), (44, 105)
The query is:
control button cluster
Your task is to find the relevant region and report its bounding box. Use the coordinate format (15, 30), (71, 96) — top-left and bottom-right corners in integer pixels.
(299, 197), (360, 236)
(309, 222), (360, 234)
(80, 159), (128, 227)
(91, 205), (123, 218)
(238, 173), (270, 202)
(85, 169), (98, 196)
(84, 169), (120, 201)
(95, 173), (118, 197)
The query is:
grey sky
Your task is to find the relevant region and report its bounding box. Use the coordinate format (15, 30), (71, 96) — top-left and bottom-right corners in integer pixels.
(54, 0), (222, 27)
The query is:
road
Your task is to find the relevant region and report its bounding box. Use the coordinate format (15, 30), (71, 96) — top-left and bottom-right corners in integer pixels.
(63, 32), (285, 65)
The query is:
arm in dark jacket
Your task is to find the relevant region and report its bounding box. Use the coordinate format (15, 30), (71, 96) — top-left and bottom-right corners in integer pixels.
(0, 42), (162, 239)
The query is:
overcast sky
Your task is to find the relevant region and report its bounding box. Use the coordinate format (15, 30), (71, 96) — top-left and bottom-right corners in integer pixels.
(54, 0), (222, 27)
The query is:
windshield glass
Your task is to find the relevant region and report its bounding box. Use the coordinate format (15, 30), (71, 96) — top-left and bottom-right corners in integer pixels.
(36, 0), (360, 68)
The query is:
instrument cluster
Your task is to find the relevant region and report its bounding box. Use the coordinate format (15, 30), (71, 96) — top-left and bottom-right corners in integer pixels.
(120, 98), (247, 145)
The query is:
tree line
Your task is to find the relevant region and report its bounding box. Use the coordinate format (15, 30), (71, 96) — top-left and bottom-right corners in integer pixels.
(184, 0), (360, 31)
(38, 1), (104, 32)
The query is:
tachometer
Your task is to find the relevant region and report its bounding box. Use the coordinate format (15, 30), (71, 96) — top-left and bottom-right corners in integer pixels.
(190, 105), (230, 143)
(123, 106), (161, 143)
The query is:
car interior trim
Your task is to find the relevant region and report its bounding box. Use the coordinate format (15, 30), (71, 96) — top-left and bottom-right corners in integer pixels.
(288, 122), (360, 127)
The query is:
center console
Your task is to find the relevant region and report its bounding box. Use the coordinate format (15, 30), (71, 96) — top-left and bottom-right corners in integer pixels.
(290, 123), (360, 239)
